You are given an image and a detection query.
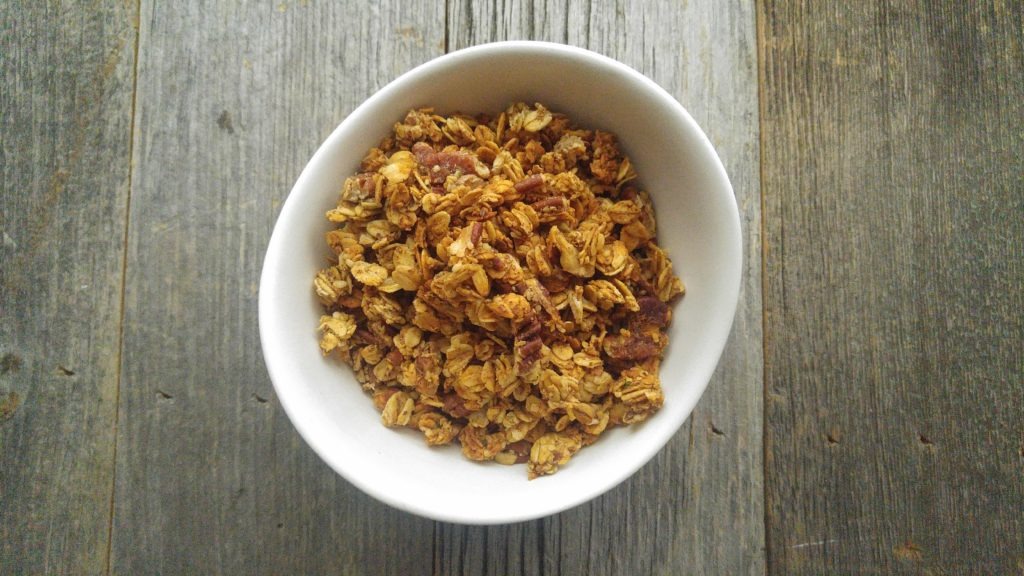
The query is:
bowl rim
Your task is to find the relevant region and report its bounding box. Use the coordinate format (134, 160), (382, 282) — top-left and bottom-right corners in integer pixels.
(259, 40), (742, 524)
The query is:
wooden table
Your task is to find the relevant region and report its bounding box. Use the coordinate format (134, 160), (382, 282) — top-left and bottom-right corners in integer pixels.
(2, 2), (1021, 574)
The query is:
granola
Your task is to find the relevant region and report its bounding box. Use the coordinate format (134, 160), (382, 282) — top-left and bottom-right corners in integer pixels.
(315, 103), (684, 478)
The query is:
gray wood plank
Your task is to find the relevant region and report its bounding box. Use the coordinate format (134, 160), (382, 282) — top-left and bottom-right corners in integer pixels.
(111, 2), (444, 574)
(440, 2), (765, 574)
(0, 2), (137, 573)
(759, 1), (1024, 573)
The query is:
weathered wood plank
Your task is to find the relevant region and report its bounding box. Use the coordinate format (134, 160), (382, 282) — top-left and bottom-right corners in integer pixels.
(0, 2), (137, 573)
(111, 2), (444, 573)
(759, 1), (1024, 573)
(440, 1), (765, 574)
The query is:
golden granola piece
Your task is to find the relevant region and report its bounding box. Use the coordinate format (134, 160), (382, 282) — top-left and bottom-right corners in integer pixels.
(611, 366), (665, 425)
(522, 103), (553, 132)
(314, 264), (352, 306)
(361, 290), (406, 326)
(349, 261), (388, 286)
(589, 130), (621, 185)
(380, 150), (417, 183)
(315, 102), (684, 478)
(487, 293), (531, 319)
(318, 311), (357, 354)
(393, 325), (423, 356)
(418, 412), (461, 445)
(528, 432), (582, 479)
(459, 425), (507, 461)
(620, 220), (652, 251)
(595, 241), (629, 276)
(390, 244), (422, 291)
(381, 391), (415, 427)
(443, 116), (476, 145)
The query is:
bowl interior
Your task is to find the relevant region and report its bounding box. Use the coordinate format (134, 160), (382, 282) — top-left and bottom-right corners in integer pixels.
(260, 42), (741, 524)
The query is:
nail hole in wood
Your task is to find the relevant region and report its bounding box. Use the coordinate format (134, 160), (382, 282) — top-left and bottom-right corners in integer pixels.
(217, 109), (234, 134)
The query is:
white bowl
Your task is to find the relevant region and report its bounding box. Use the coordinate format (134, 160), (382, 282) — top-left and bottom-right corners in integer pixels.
(259, 41), (741, 524)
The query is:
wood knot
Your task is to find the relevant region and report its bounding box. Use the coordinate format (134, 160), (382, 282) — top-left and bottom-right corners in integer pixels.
(1, 353), (23, 375)
(0, 391), (22, 421)
(893, 541), (923, 561)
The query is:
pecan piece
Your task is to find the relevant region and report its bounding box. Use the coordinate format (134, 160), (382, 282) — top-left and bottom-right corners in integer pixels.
(603, 330), (660, 361)
(413, 141), (478, 184)
(632, 296), (670, 328)
(513, 174), (545, 195)
(442, 393), (473, 419)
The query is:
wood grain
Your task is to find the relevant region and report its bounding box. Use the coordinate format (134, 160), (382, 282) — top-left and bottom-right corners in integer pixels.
(7, 1), (1019, 574)
(0, 2), (137, 573)
(110, 2), (444, 574)
(759, 1), (1024, 573)
(441, 1), (765, 574)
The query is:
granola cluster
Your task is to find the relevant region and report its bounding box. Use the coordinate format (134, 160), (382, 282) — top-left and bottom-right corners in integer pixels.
(315, 103), (684, 478)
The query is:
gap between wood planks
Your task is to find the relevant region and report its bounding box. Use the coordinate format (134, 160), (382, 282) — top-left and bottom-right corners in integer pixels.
(432, 0), (451, 571)
(105, 1), (144, 574)
(754, 0), (772, 573)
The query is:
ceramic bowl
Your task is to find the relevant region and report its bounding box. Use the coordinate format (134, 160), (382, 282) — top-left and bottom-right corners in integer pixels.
(259, 41), (741, 524)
